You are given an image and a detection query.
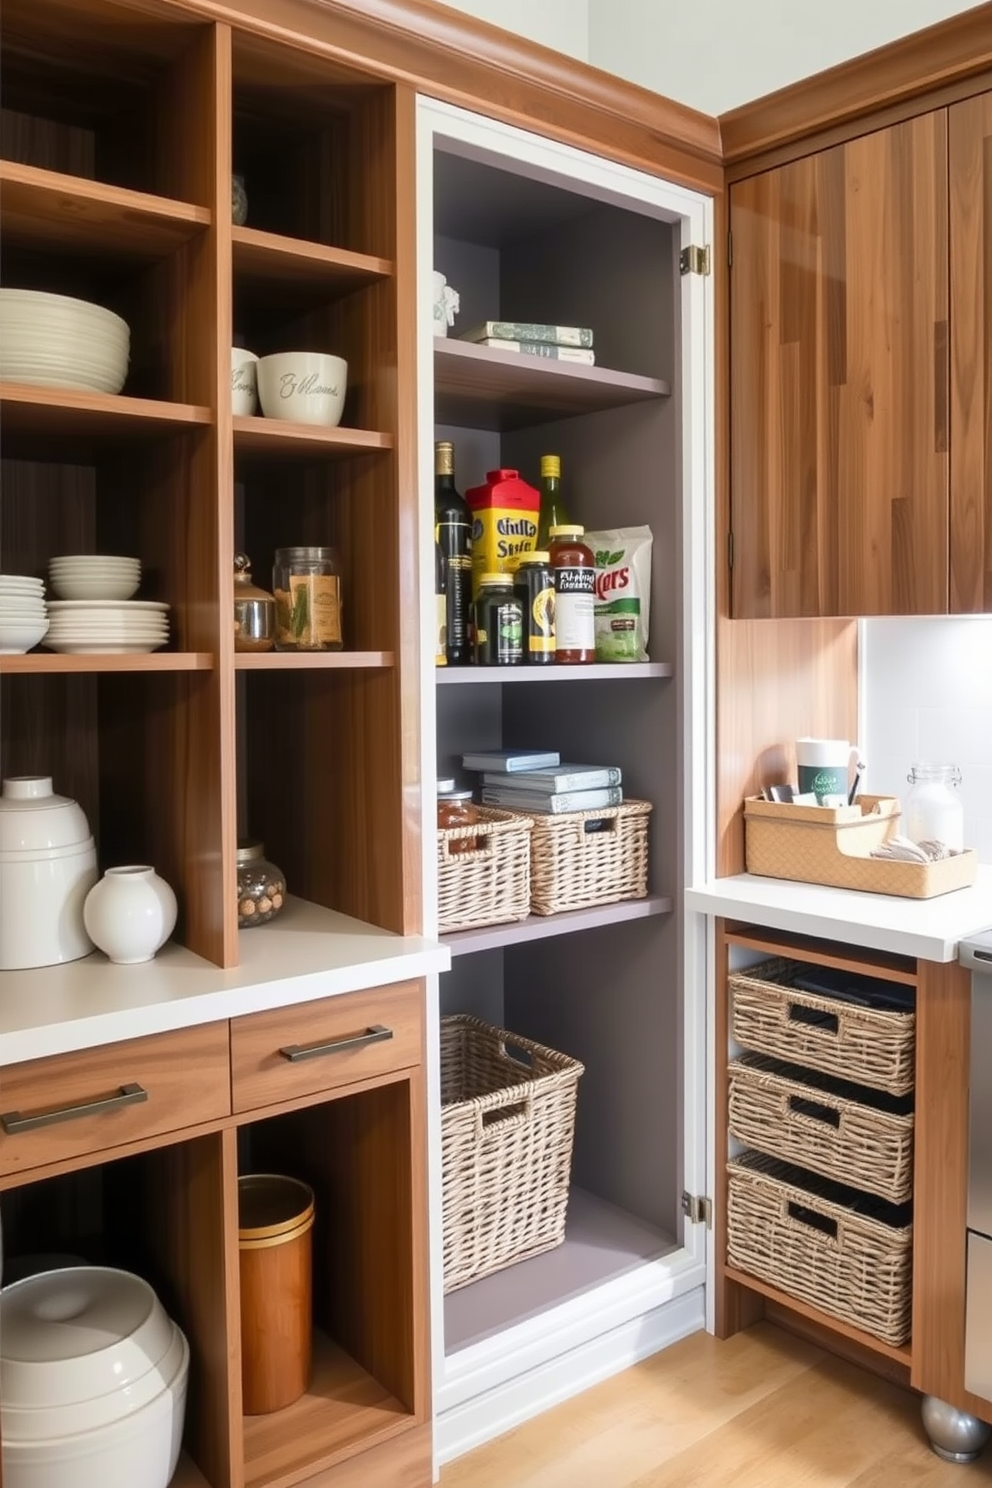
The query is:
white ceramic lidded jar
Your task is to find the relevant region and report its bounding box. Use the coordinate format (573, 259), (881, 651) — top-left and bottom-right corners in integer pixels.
(905, 762), (964, 851)
(0, 777), (97, 970)
(84, 866), (177, 965)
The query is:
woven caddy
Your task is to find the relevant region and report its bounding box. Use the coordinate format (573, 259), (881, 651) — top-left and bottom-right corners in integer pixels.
(729, 958), (916, 1096)
(522, 798), (652, 916)
(728, 1052), (915, 1204)
(726, 1150), (913, 1346)
(437, 805), (534, 934)
(439, 1014), (584, 1292)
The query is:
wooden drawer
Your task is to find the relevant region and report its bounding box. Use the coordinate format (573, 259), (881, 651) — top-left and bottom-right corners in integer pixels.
(0, 1023), (231, 1179)
(231, 981), (422, 1114)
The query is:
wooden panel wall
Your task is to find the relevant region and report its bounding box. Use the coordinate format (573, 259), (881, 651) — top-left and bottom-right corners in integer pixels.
(730, 111), (949, 619)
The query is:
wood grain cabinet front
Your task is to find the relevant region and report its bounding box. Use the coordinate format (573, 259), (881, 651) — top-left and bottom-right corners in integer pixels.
(0, 1022), (231, 1180)
(230, 981), (423, 1114)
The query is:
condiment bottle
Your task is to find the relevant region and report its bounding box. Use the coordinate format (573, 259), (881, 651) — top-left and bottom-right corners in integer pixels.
(233, 552), (275, 652)
(272, 546), (342, 652)
(905, 762), (964, 850)
(549, 524), (595, 663)
(536, 453), (570, 550)
(435, 441), (472, 665)
(513, 551), (555, 665)
(437, 779), (480, 854)
(473, 573), (523, 665)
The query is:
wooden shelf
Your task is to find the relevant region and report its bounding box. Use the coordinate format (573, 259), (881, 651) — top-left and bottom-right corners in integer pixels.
(234, 417), (393, 458)
(0, 161), (209, 259)
(436, 661), (673, 684)
(171, 1452), (213, 1488)
(235, 651), (395, 670)
(434, 338), (671, 431)
(242, 1328), (414, 1488)
(443, 894), (673, 956)
(233, 225), (392, 301)
(0, 652), (213, 674)
(722, 1265), (914, 1367)
(0, 382), (211, 440)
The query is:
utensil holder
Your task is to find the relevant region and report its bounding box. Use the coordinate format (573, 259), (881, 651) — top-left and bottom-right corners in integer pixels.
(238, 1173), (315, 1415)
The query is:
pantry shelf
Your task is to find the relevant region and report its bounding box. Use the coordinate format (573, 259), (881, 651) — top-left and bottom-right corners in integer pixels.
(436, 661), (672, 684)
(0, 653), (214, 674)
(0, 161), (210, 258)
(442, 895), (672, 956)
(233, 225), (392, 299)
(234, 651), (395, 670)
(233, 417), (393, 458)
(0, 383), (212, 439)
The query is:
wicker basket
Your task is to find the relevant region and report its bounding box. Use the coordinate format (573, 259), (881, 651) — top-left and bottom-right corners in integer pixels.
(437, 806), (534, 934)
(730, 958), (916, 1096)
(726, 1150), (913, 1345)
(525, 798), (651, 916)
(440, 1015), (584, 1292)
(728, 1052), (915, 1203)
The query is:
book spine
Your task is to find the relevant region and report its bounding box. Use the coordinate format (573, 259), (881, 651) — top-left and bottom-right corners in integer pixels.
(462, 755), (559, 773)
(481, 786), (623, 813)
(482, 339), (596, 365)
(481, 767), (621, 793)
(471, 321), (594, 347)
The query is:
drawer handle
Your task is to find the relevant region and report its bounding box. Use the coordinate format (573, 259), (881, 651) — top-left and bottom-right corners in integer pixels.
(279, 1025), (393, 1063)
(0, 1082), (149, 1135)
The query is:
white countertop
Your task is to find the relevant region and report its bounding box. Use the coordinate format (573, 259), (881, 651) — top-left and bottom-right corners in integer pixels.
(686, 866), (992, 962)
(0, 897), (450, 1066)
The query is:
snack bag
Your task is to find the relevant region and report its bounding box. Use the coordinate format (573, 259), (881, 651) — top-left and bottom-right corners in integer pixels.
(585, 526), (653, 662)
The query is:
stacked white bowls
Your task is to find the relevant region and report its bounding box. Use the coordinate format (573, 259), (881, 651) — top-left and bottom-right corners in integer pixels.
(256, 351), (347, 426)
(0, 576), (48, 654)
(1, 1267), (189, 1488)
(49, 555), (141, 602)
(0, 776), (97, 970)
(0, 289), (130, 396)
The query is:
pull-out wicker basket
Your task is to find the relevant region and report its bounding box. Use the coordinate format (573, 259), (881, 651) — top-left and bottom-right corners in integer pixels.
(524, 798), (651, 916)
(440, 1015), (583, 1292)
(729, 957), (916, 1096)
(728, 1052), (915, 1203)
(437, 805), (533, 934)
(726, 1150), (913, 1346)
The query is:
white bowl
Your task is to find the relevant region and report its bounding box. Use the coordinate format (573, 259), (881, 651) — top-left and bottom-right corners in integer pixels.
(257, 351), (347, 426)
(49, 555), (140, 568)
(0, 618), (49, 654)
(48, 576), (140, 601)
(0, 289), (130, 395)
(232, 347), (259, 416)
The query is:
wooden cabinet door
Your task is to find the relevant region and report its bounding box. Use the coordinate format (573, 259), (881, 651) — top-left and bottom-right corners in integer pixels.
(950, 92), (992, 612)
(730, 113), (949, 617)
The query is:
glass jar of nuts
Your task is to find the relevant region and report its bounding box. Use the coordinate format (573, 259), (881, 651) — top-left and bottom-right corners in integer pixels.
(237, 840), (286, 928)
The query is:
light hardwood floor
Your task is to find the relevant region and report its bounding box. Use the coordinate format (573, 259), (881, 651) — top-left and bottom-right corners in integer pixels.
(440, 1323), (992, 1487)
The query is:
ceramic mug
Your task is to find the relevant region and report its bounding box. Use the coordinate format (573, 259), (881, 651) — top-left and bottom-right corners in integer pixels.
(795, 738), (861, 805)
(232, 348), (259, 417)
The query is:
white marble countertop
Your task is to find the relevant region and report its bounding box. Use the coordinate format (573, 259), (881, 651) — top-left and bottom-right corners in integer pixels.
(686, 866), (992, 962)
(0, 897), (450, 1066)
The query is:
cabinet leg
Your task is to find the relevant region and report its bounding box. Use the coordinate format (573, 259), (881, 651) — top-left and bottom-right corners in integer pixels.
(921, 1395), (991, 1462)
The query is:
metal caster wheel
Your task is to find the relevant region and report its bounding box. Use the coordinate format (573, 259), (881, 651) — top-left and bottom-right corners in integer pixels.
(921, 1395), (991, 1463)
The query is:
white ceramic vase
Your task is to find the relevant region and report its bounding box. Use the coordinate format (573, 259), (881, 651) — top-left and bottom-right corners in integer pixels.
(83, 866), (177, 965)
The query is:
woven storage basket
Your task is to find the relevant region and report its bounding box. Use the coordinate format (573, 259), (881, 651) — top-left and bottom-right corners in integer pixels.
(730, 958), (915, 1096)
(728, 1052), (915, 1203)
(437, 806), (533, 934)
(726, 1150), (913, 1346)
(440, 1014), (584, 1292)
(525, 798), (651, 916)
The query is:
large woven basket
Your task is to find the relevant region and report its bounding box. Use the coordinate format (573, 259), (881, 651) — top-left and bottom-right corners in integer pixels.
(728, 1052), (914, 1203)
(726, 1150), (913, 1346)
(524, 798), (651, 916)
(440, 1015), (584, 1292)
(729, 958), (916, 1096)
(437, 805), (533, 934)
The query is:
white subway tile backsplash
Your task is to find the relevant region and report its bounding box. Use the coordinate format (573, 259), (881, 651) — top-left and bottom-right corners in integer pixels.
(863, 617), (992, 863)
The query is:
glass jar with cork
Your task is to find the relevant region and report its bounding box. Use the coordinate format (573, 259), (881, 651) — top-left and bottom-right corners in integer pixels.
(273, 546), (342, 652)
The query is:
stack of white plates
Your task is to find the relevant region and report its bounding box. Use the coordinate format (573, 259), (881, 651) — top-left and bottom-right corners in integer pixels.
(49, 555), (141, 602)
(44, 601), (169, 655)
(0, 576), (48, 655)
(0, 289), (130, 396)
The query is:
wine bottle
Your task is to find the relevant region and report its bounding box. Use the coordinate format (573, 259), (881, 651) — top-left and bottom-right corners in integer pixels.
(434, 533), (447, 667)
(536, 453), (570, 549)
(435, 441), (472, 665)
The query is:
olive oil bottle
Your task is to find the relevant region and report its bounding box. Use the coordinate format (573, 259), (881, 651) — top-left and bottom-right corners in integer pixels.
(536, 453), (570, 549)
(435, 441), (472, 665)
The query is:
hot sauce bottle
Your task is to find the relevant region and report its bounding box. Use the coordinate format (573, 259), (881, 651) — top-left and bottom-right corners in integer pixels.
(549, 524), (595, 664)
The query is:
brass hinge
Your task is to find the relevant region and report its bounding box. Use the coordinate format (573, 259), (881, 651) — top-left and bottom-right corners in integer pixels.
(682, 1191), (712, 1227)
(680, 244), (711, 277)
(727, 531), (735, 569)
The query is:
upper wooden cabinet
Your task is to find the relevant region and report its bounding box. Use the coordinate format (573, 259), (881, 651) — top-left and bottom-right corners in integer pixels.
(730, 112), (950, 618)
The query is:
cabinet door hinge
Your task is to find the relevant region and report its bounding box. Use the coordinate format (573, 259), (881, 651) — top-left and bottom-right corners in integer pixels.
(680, 243), (711, 277)
(727, 531), (735, 569)
(682, 1191), (712, 1227)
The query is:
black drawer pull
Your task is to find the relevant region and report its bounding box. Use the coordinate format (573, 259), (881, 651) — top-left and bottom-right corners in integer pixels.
(1, 1082), (148, 1134)
(279, 1025), (393, 1062)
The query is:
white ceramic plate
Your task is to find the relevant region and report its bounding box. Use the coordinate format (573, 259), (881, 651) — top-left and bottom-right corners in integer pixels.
(47, 600), (168, 612)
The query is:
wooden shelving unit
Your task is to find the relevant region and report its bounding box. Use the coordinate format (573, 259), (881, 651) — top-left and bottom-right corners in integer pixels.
(0, 652), (214, 673)
(232, 226), (391, 298)
(0, 383), (212, 437)
(234, 651), (394, 670)
(443, 894), (672, 956)
(723, 1265), (914, 1369)
(233, 418), (393, 456)
(0, 161), (210, 256)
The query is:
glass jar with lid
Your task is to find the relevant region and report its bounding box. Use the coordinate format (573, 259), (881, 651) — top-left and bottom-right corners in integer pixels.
(237, 840), (286, 927)
(233, 552), (275, 652)
(905, 762), (964, 851)
(273, 546), (342, 652)
(437, 779), (480, 854)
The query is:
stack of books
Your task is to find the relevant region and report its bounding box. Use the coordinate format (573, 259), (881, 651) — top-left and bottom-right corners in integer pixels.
(459, 321), (595, 366)
(461, 750), (622, 814)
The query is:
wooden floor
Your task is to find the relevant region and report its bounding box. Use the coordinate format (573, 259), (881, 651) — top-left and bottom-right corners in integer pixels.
(440, 1323), (992, 1487)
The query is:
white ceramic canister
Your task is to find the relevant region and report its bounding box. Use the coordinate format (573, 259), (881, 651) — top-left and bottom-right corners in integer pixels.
(0, 777), (97, 970)
(83, 865), (177, 965)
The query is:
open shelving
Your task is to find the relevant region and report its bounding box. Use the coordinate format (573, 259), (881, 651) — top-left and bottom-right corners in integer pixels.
(0, 160), (210, 257)
(442, 893), (673, 956)
(437, 660), (673, 684)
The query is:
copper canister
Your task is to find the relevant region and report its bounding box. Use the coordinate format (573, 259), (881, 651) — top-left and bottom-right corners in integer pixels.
(238, 1173), (315, 1414)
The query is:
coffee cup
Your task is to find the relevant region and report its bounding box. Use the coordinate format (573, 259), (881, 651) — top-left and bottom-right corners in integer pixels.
(795, 738), (860, 804)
